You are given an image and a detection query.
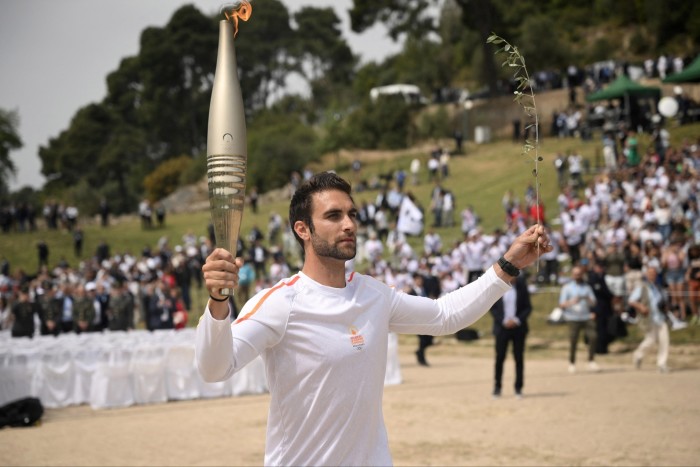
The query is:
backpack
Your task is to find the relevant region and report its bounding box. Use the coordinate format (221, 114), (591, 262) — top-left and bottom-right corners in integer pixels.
(0, 397), (44, 428)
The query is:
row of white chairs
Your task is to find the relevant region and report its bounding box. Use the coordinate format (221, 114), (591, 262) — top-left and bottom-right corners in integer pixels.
(0, 329), (401, 410)
(0, 329), (267, 409)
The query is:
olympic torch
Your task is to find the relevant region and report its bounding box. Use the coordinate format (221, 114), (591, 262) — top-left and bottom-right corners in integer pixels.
(207, 2), (251, 296)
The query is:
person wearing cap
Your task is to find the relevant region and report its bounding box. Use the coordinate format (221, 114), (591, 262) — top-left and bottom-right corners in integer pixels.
(72, 284), (95, 334)
(37, 281), (61, 336)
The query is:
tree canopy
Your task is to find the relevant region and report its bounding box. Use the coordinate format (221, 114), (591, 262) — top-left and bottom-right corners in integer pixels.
(37, 1), (357, 213)
(0, 108), (22, 197)
(17, 0), (699, 214)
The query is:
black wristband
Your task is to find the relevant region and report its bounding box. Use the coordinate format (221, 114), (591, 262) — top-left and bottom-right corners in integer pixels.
(498, 256), (520, 277)
(209, 294), (229, 302)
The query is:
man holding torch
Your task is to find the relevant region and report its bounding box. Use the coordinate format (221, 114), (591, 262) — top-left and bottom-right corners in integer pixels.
(196, 171), (552, 466)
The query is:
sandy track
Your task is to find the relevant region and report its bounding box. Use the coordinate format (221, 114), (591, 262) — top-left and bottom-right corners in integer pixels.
(2, 342), (698, 466)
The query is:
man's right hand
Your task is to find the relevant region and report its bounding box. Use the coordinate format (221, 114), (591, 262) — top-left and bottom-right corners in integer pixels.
(202, 248), (242, 320)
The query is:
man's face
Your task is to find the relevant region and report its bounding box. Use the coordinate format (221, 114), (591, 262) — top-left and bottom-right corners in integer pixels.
(307, 190), (358, 261)
(571, 267), (584, 283)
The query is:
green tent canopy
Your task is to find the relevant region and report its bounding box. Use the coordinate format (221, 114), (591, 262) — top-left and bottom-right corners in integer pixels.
(586, 75), (661, 102)
(663, 55), (700, 83)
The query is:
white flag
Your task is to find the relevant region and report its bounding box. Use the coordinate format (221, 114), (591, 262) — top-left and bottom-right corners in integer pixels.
(396, 196), (424, 236)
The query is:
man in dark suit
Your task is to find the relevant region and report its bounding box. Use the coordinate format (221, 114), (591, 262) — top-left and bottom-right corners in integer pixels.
(490, 274), (531, 399)
(409, 265), (441, 367)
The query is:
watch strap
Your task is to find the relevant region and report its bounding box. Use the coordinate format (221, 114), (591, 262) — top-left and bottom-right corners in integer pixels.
(498, 256), (520, 277)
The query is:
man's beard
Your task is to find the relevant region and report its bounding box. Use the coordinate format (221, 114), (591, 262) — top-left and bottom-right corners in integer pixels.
(310, 233), (356, 260)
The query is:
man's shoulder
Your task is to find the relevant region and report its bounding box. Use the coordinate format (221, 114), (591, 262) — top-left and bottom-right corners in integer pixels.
(248, 275), (302, 305)
(237, 275), (303, 321)
(349, 272), (394, 293)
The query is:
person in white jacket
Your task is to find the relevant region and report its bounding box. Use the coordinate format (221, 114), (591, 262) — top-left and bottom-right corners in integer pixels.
(197, 171), (552, 466)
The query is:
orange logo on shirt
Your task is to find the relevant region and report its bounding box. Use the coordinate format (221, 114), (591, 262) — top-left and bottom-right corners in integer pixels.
(349, 326), (365, 350)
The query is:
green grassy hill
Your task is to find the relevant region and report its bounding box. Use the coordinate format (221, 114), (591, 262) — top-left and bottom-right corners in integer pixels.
(2, 122), (699, 347)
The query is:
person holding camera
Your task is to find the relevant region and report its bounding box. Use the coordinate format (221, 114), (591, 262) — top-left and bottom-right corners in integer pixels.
(628, 266), (671, 373)
(559, 265), (599, 373)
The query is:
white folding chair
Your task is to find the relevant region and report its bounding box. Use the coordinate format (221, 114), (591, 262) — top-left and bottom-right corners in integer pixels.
(0, 342), (41, 406)
(164, 344), (200, 400)
(71, 343), (105, 406)
(89, 346), (134, 409)
(33, 345), (75, 408)
(131, 344), (167, 405)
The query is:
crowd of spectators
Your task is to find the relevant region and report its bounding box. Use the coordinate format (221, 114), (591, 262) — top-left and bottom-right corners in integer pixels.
(2, 108), (698, 355)
(552, 130), (700, 334)
(1, 232), (210, 338)
(0, 208), (311, 339)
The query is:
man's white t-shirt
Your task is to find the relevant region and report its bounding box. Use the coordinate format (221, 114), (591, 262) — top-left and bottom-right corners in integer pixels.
(196, 268), (510, 466)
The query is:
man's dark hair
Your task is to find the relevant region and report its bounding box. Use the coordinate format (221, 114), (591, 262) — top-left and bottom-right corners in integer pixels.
(289, 172), (353, 251)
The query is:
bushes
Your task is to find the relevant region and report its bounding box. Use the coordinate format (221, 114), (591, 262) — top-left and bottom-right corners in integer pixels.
(247, 114), (320, 192)
(143, 156), (196, 202)
(340, 96), (415, 150)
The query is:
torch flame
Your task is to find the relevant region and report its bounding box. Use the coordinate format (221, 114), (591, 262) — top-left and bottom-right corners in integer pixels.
(222, 1), (252, 38)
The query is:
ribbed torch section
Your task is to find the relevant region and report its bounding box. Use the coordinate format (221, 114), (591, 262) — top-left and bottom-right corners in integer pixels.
(207, 19), (247, 296)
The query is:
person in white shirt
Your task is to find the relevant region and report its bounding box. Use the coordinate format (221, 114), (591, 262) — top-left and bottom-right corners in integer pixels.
(462, 230), (487, 283)
(363, 231), (384, 264)
(460, 205), (478, 235)
(442, 190), (455, 227)
(568, 151), (583, 188)
(423, 228), (442, 256)
(410, 157), (421, 185)
(197, 172), (552, 466)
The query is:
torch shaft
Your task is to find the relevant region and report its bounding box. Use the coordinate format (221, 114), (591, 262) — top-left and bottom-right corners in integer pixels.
(207, 20), (247, 297)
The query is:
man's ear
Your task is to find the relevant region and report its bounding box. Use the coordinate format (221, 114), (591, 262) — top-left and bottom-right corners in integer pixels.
(294, 220), (310, 242)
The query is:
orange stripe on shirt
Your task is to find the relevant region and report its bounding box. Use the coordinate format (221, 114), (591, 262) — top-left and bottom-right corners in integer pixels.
(234, 274), (301, 324)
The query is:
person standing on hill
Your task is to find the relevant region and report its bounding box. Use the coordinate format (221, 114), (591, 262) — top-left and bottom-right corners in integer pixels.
(196, 172), (552, 466)
(410, 157), (421, 185)
(624, 130), (640, 167)
(36, 240), (49, 268)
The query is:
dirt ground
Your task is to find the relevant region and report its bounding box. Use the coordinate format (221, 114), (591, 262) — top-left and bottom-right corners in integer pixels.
(2, 340), (699, 467)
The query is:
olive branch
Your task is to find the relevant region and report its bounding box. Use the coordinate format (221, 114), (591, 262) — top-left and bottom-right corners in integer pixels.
(487, 33), (542, 264)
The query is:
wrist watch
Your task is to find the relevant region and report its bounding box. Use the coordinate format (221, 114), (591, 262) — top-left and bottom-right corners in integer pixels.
(498, 256), (520, 277)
